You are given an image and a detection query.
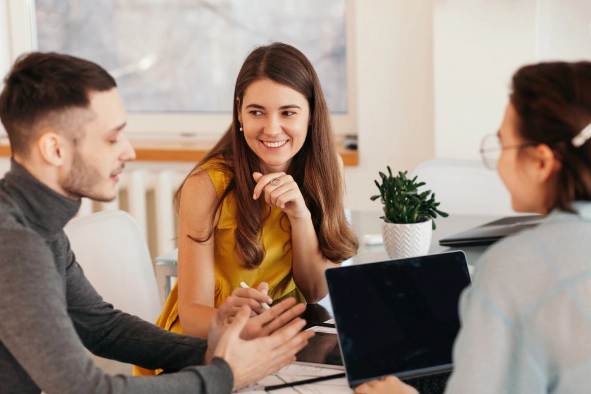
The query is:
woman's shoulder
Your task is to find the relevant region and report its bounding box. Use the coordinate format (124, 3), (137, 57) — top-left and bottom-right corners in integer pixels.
(198, 155), (229, 173)
(195, 156), (233, 193)
(470, 214), (590, 312)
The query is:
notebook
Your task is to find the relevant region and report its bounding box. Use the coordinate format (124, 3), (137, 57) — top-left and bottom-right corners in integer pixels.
(325, 251), (471, 392)
(439, 215), (543, 247)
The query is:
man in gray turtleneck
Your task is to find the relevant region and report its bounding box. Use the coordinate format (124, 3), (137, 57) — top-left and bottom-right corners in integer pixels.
(0, 52), (313, 394)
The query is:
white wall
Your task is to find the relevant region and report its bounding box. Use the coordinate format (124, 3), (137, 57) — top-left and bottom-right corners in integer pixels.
(433, 0), (538, 161)
(536, 0), (591, 61)
(344, 0), (435, 211)
(0, 0), (10, 81)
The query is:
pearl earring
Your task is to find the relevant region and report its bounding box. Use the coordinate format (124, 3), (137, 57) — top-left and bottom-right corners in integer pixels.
(239, 124), (243, 132)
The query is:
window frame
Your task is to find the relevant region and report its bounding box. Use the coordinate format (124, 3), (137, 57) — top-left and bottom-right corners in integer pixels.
(1, 0), (357, 141)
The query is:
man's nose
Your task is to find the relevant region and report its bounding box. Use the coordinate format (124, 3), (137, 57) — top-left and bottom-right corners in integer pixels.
(119, 135), (136, 162)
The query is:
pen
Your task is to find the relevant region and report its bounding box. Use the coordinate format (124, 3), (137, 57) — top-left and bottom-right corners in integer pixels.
(239, 282), (271, 310)
(264, 373), (346, 391)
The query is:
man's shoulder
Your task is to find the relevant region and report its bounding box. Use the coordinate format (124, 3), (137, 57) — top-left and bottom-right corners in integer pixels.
(0, 184), (28, 233)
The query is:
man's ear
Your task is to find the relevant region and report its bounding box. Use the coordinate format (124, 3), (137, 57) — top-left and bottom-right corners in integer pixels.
(535, 144), (562, 183)
(37, 129), (68, 167)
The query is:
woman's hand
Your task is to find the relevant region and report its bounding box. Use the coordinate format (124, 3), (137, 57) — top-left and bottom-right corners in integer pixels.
(228, 282), (273, 316)
(355, 376), (418, 394)
(252, 172), (310, 220)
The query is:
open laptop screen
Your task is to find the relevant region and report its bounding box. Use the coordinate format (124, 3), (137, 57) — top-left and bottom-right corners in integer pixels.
(326, 251), (471, 386)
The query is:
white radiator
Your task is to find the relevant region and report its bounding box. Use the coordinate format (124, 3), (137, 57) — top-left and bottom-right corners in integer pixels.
(77, 170), (185, 259)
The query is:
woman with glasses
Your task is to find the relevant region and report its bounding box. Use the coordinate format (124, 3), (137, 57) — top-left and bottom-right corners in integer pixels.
(356, 62), (591, 394)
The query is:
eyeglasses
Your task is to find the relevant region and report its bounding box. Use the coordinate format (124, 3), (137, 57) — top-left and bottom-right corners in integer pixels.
(479, 133), (538, 169)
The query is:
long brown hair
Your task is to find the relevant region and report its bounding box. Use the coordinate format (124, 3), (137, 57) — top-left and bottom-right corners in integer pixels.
(175, 42), (359, 268)
(510, 61), (591, 212)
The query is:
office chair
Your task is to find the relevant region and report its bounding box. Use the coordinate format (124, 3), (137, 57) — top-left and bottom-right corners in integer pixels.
(0, 158), (9, 178)
(410, 158), (516, 216)
(64, 210), (162, 375)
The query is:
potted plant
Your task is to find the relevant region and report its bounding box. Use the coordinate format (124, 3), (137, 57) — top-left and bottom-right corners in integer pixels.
(371, 167), (449, 259)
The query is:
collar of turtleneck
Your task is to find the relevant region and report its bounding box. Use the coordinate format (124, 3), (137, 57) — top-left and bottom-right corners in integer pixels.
(3, 158), (81, 237)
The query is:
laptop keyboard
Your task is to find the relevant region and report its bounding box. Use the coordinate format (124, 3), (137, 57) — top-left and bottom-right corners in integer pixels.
(402, 371), (451, 394)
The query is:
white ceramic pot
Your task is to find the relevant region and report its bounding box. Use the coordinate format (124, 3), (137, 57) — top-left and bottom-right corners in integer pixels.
(381, 219), (432, 259)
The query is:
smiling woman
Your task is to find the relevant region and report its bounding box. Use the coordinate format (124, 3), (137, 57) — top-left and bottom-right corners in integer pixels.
(238, 79), (310, 174)
(134, 42), (359, 377)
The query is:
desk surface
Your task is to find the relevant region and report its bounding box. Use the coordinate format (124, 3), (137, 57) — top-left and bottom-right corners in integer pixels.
(156, 212), (497, 266)
(349, 211), (495, 267)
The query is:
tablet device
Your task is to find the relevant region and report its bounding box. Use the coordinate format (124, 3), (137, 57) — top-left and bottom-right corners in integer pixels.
(439, 215), (543, 247)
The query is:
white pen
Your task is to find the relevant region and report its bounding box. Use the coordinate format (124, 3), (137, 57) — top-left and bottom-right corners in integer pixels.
(240, 282), (271, 310)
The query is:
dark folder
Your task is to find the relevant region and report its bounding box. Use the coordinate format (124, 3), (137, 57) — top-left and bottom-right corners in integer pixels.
(438, 215), (543, 247)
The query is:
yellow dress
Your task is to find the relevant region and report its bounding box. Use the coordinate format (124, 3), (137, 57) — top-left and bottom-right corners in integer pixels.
(133, 158), (305, 376)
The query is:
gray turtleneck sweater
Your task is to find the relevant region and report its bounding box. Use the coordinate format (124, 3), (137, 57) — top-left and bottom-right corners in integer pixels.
(0, 159), (233, 394)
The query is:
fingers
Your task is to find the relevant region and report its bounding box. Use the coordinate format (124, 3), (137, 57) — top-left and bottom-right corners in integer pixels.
(226, 307), (258, 323)
(355, 382), (370, 393)
(231, 288), (273, 312)
(252, 172), (287, 200)
(257, 301), (306, 336)
(259, 328), (313, 376)
(256, 282), (269, 296)
(355, 376), (416, 394)
(224, 305), (251, 337)
(263, 316), (309, 349)
(266, 186), (301, 210)
(266, 329), (314, 369)
(252, 297), (297, 326)
(253, 172), (263, 182)
(355, 379), (379, 394)
(268, 332), (310, 370)
(215, 296), (236, 324)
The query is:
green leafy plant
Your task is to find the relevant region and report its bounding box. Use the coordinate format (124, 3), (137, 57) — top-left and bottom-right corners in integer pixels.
(370, 167), (449, 229)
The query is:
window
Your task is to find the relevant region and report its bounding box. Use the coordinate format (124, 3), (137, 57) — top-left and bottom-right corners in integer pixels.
(3, 0), (357, 140)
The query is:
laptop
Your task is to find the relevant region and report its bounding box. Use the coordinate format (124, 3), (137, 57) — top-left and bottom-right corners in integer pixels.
(325, 251), (471, 393)
(439, 215), (543, 247)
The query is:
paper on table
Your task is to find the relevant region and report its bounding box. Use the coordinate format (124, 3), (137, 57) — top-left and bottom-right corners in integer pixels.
(233, 362), (350, 394)
(307, 326), (337, 334)
(281, 363), (344, 376)
(306, 318), (337, 334)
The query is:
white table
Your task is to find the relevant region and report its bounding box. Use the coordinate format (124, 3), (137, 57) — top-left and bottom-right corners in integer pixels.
(154, 212), (499, 307)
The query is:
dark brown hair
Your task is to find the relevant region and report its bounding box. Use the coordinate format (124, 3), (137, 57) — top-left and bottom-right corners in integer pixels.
(175, 42), (359, 268)
(510, 61), (591, 212)
(0, 52), (116, 156)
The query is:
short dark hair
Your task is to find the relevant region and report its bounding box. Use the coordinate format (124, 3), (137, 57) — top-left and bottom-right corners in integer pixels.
(510, 61), (591, 211)
(0, 52), (116, 156)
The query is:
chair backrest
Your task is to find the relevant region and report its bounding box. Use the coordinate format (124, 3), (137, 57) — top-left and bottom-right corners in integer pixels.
(64, 210), (162, 375)
(0, 158), (10, 178)
(410, 158), (516, 216)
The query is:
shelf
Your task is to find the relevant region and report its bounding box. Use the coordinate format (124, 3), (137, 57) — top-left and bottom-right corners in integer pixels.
(0, 140), (359, 166)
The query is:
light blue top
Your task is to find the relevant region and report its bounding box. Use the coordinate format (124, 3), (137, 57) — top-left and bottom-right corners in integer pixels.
(446, 201), (591, 394)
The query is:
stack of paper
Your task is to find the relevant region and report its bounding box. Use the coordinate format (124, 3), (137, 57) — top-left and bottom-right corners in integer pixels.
(234, 362), (350, 394)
